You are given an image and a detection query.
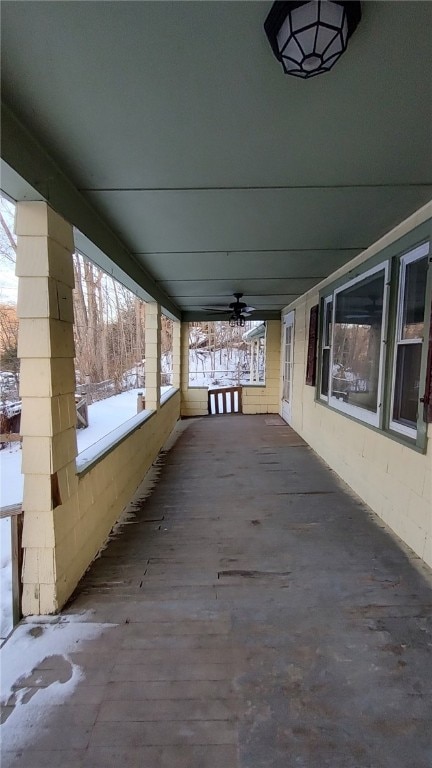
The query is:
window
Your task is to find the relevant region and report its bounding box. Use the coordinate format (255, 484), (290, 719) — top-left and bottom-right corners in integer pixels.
(390, 243), (429, 438)
(72, 253), (149, 456)
(318, 237), (430, 444)
(329, 263), (389, 426)
(188, 321), (266, 388)
(161, 315), (173, 390)
(320, 295), (333, 399)
(282, 320), (293, 401)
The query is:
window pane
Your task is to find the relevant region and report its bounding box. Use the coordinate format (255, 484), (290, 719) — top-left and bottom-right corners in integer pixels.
(324, 301), (333, 346)
(188, 321), (266, 387)
(331, 271), (385, 413)
(161, 315), (173, 390)
(401, 256), (428, 340)
(393, 343), (422, 426)
(283, 363), (290, 400)
(321, 348), (330, 396)
(283, 325), (292, 400)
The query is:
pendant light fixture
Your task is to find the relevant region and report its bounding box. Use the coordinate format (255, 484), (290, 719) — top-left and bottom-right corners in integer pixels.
(264, 1), (361, 79)
(229, 314), (246, 328)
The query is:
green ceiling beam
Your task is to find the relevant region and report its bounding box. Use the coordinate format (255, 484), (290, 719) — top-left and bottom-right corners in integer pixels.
(0, 101), (181, 319)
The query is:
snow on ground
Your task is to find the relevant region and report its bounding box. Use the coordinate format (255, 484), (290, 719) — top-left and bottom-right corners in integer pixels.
(188, 346), (265, 388)
(0, 618), (115, 746)
(77, 387), (150, 452)
(0, 441), (23, 508)
(0, 386), (173, 640)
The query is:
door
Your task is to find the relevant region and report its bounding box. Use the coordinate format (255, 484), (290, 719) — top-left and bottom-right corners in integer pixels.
(281, 311), (295, 424)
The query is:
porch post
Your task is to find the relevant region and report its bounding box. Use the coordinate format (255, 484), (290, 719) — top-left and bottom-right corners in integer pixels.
(172, 319), (181, 389)
(250, 341), (256, 383)
(145, 301), (161, 410)
(16, 202), (77, 615)
(180, 322), (190, 414)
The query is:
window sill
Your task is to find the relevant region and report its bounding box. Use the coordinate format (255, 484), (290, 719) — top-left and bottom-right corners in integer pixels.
(328, 396), (380, 427)
(187, 383), (266, 389)
(161, 386), (179, 405)
(315, 397), (427, 454)
(76, 408), (155, 476)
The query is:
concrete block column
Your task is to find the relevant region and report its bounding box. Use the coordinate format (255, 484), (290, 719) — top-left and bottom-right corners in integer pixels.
(145, 302), (161, 410)
(180, 321), (190, 415)
(180, 322), (190, 388)
(16, 202), (77, 615)
(172, 320), (181, 389)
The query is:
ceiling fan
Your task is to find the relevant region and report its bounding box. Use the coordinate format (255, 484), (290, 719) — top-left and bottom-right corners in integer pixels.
(201, 293), (256, 327)
(202, 293), (256, 316)
(342, 294), (383, 322)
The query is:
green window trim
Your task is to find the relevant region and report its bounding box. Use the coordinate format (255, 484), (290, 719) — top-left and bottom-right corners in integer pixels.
(316, 220), (432, 453)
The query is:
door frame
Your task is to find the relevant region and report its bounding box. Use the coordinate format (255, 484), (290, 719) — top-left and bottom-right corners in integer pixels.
(281, 310), (295, 425)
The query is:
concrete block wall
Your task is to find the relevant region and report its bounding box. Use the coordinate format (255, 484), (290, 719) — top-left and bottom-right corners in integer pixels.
(53, 392), (180, 609)
(172, 320), (181, 389)
(145, 302), (161, 410)
(16, 201), (182, 615)
(180, 324), (208, 417)
(281, 203), (432, 567)
(181, 320), (281, 417)
(242, 320), (281, 415)
(16, 202), (79, 615)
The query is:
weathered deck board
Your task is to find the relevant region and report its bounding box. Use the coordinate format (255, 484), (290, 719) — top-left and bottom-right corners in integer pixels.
(2, 414), (432, 768)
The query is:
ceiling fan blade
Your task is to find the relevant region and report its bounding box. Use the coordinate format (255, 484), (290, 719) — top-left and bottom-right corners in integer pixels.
(200, 295), (256, 315)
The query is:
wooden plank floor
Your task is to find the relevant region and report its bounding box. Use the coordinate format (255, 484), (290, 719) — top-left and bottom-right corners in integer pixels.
(1, 415), (432, 767)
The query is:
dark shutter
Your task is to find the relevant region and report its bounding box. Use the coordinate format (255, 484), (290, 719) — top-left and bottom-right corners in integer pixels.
(422, 298), (432, 422)
(305, 304), (319, 386)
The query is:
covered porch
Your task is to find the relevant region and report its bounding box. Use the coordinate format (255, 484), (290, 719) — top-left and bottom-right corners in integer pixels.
(0, 1), (432, 763)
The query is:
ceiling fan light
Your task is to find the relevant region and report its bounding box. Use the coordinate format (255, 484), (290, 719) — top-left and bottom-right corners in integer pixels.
(201, 294), (255, 319)
(264, 1), (361, 79)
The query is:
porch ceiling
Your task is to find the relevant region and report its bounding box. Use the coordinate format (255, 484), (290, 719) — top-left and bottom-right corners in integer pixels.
(1, 1), (431, 319)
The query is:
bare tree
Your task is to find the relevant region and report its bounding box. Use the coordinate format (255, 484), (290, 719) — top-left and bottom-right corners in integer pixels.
(0, 212), (16, 260)
(0, 196), (152, 402)
(0, 304), (19, 377)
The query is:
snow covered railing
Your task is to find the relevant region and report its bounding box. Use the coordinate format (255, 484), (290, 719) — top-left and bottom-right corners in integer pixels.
(76, 375), (146, 405)
(0, 503), (22, 519)
(0, 401), (22, 439)
(0, 401), (22, 418)
(75, 397), (89, 428)
(0, 433), (22, 444)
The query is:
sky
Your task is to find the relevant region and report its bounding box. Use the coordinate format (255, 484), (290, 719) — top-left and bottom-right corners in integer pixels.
(0, 196), (18, 305)
(0, 266), (18, 305)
